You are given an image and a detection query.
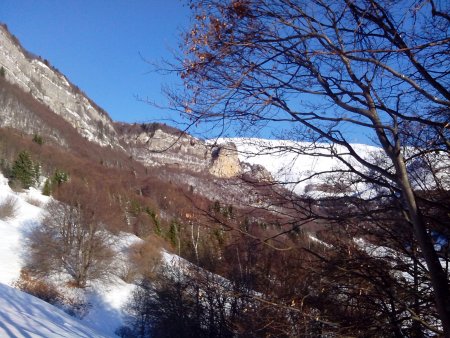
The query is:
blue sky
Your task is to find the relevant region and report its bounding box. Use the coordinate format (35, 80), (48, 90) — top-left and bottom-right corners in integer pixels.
(0, 0), (189, 124)
(0, 1), (373, 143)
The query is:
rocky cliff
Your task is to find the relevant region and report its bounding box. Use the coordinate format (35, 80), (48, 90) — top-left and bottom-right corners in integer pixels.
(115, 122), (211, 172)
(116, 123), (249, 178)
(0, 24), (273, 181)
(209, 143), (241, 178)
(0, 25), (118, 147)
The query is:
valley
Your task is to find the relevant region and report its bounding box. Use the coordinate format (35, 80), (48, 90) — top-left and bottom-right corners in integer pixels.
(0, 9), (449, 337)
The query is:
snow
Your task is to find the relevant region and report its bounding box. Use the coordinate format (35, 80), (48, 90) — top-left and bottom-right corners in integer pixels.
(308, 234), (332, 248)
(80, 279), (136, 336)
(0, 282), (110, 337)
(215, 138), (381, 195)
(0, 176), (48, 285)
(0, 172), (140, 337)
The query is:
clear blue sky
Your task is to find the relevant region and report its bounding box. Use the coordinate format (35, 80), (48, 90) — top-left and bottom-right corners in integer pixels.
(0, 1), (372, 143)
(0, 0), (189, 124)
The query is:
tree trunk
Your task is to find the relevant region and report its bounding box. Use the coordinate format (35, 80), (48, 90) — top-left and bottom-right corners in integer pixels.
(395, 157), (450, 336)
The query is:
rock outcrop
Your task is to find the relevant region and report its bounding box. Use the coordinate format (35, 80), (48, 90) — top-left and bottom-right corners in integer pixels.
(115, 122), (211, 172)
(209, 143), (241, 178)
(241, 162), (273, 183)
(0, 25), (118, 147)
(0, 25), (275, 183)
(116, 123), (244, 178)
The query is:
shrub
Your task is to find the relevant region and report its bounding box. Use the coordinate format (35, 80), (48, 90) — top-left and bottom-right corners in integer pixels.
(25, 196), (42, 207)
(0, 66), (5, 78)
(0, 159), (12, 178)
(0, 196), (18, 220)
(14, 269), (61, 305)
(127, 236), (164, 280)
(32, 134), (44, 145)
(15, 269), (90, 319)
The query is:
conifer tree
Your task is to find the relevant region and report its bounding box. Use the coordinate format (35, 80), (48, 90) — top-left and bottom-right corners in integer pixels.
(11, 151), (35, 189)
(42, 179), (51, 196)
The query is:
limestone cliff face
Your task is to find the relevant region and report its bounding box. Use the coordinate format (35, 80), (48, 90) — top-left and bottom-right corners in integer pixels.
(0, 25), (270, 182)
(209, 143), (241, 178)
(0, 79), (69, 147)
(116, 123), (210, 172)
(0, 25), (118, 147)
(116, 123), (244, 178)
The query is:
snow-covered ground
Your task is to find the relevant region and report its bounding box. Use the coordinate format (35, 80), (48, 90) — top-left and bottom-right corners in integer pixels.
(215, 138), (449, 195)
(0, 173), (139, 337)
(215, 138), (380, 195)
(0, 283), (110, 337)
(0, 174), (49, 286)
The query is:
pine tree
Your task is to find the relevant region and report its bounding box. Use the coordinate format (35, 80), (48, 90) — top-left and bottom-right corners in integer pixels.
(42, 179), (51, 196)
(11, 151), (35, 189)
(52, 169), (69, 186)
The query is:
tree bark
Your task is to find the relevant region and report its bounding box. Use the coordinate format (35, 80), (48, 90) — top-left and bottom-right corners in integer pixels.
(395, 155), (450, 336)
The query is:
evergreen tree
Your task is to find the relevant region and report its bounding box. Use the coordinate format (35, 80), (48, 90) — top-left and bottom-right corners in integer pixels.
(42, 179), (52, 196)
(0, 66), (5, 78)
(32, 134), (44, 145)
(33, 163), (41, 185)
(52, 169), (69, 186)
(11, 151), (36, 189)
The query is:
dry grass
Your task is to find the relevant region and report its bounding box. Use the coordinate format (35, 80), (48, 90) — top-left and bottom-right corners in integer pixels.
(0, 195), (18, 220)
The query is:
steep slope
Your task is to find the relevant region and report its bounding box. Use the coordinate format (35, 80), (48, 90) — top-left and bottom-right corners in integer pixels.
(0, 172), (138, 337)
(0, 24), (118, 147)
(0, 283), (112, 338)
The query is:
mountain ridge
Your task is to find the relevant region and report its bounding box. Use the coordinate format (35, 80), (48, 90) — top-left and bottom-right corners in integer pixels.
(0, 23), (256, 181)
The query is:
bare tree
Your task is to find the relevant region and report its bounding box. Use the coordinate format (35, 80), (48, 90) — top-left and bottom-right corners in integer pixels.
(171, 0), (450, 334)
(28, 200), (113, 287)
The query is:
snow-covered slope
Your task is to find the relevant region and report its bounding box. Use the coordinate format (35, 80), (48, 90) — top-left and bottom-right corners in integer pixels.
(0, 283), (110, 338)
(218, 138), (380, 195)
(0, 174), (49, 285)
(0, 173), (139, 337)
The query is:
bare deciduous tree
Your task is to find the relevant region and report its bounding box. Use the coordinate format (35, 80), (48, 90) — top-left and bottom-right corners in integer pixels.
(28, 200), (113, 288)
(171, 0), (450, 334)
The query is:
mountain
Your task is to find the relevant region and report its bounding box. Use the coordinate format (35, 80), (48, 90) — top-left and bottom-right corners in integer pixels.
(0, 23), (299, 222)
(0, 24), (308, 335)
(0, 25), (118, 147)
(225, 138), (381, 196)
(1, 23), (372, 200)
(0, 23), (254, 180)
(1, 22), (448, 338)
